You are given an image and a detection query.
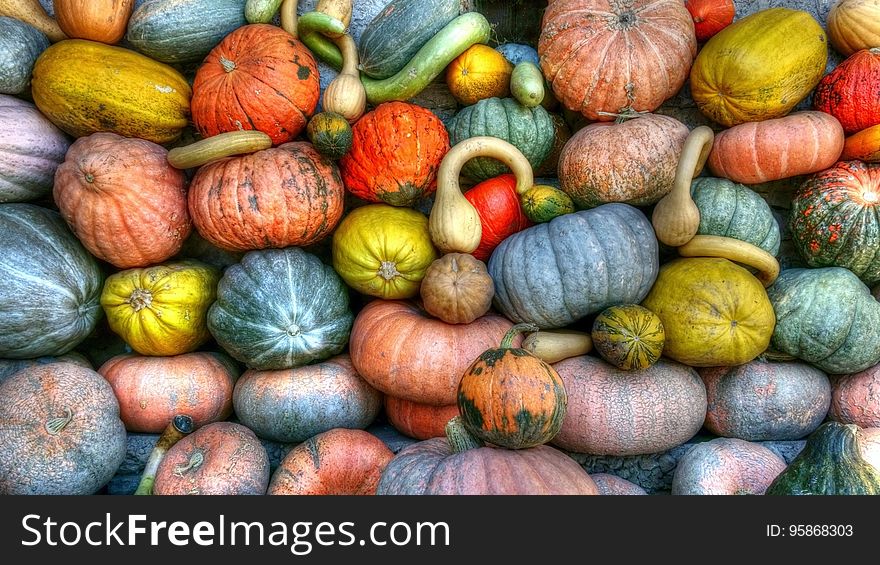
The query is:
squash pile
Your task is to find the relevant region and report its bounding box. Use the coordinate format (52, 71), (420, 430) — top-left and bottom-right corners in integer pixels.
(2, 0), (880, 497)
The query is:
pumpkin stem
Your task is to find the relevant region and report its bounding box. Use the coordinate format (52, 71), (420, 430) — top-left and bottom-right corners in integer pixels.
(135, 414), (195, 495)
(500, 323), (540, 349)
(45, 406), (73, 436)
(219, 56), (237, 73)
(596, 107), (647, 124)
(446, 416), (484, 453)
(173, 450), (205, 477)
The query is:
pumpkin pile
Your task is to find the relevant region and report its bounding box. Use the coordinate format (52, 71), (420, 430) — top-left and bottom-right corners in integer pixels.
(2, 0), (880, 497)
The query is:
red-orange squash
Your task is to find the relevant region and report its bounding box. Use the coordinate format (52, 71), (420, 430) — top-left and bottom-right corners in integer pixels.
(463, 173), (532, 261)
(814, 48), (880, 135)
(98, 352), (239, 433)
(590, 473), (648, 495)
(671, 437), (787, 495)
(54, 0), (134, 44)
(685, 0), (735, 42)
(538, 0), (697, 121)
(53, 132), (190, 269)
(842, 123), (880, 162)
(830, 364), (880, 428)
(187, 142), (344, 252)
(267, 429), (393, 495)
(707, 111), (845, 184)
(191, 24), (319, 145)
(338, 102), (450, 207)
(384, 395), (460, 440)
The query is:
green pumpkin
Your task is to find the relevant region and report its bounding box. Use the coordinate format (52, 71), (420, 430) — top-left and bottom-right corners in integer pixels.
(0, 17), (49, 95)
(766, 422), (880, 495)
(691, 177), (781, 255)
(306, 112), (353, 160)
(448, 97), (555, 182)
(208, 247), (353, 370)
(767, 267), (880, 374)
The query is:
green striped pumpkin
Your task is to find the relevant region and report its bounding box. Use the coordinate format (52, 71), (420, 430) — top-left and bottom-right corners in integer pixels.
(592, 304), (665, 371)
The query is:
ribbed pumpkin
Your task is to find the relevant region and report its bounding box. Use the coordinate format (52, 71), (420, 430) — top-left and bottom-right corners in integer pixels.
(31, 39), (191, 143)
(446, 43), (513, 106)
(552, 356), (707, 456)
(53, 0), (133, 44)
(685, 0), (735, 42)
(0, 95), (69, 203)
(691, 177), (781, 255)
(98, 352), (239, 433)
(558, 114), (689, 208)
(209, 248), (353, 370)
(306, 112), (353, 160)
(842, 123), (880, 162)
(538, 0), (696, 121)
(447, 97), (554, 181)
(420, 253), (494, 324)
(0, 363), (126, 494)
(591, 304), (665, 371)
(671, 438), (787, 495)
(0, 204), (102, 359)
(689, 8), (828, 127)
(54, 132), (190, 269)
(268, 429), (394, 495)
(814, 49), (880, 135)
(789, 160), (880, 285)
(700, 361), (832, 441)
(100, 260), (219, 357)
(457, 323), (567, 449)
(0, 16), (48, 95)
(332, 204), (438, 299)
(829, 364), (880, 428)
(188, 142), (344, 252)
(591, 474), (648, 495)
(767, 267), (880, 374)
(349, 300), (514, 406)
(384, 396), (460, 440)
(191, 24), (318, 145)
(338, 102), (449, 206)
(233, 355), (382, 443)
(463, 173), (533, 262)
(827, 0), (880, 57)
(641, 258), (775, 367)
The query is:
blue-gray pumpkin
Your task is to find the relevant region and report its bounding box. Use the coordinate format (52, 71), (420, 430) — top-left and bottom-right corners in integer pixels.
(691, 177), (781, 255)
(0, 17), (49, 95)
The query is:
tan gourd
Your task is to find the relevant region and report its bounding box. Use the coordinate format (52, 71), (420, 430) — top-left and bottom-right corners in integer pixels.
(166, 130), (273, 169)
(316, 0), (351, 28)
(522, 330), (593, 364)
(323, 33), (366, 122)
(280, 0), (298, 37)
(678, 235), (780, 287)
(429, 136), (534, 254)
(651, 125), (714, 247)
(0, 0), (66, 41)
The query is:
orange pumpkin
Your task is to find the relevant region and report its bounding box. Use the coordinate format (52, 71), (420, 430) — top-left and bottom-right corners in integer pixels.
(842, 123), (880, 162)
(191, 24), (319, 144)
(383, 395), (460, 440)
(53, 0), (134, 44)
(53, 132), (190, 269)
(338, 102), (450, 207)
(446, 44), (513, 106)
(813, 48), (880, 135)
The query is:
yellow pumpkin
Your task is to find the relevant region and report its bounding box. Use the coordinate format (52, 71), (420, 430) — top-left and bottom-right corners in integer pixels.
(689, 8), (827, 127)
(101, 260), (220, 356)
(31, 39), (191, 143)
(332, 204), (438, 299)
(445, 44), (513, 106)
(641, 257), (775, 367)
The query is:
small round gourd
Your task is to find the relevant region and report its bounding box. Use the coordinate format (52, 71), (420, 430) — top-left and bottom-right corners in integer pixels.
(592, 304), (665, 371)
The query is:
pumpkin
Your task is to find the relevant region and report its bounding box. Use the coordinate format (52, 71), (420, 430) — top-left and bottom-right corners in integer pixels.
(377, 416), (599, 495)
(863, 428), (880, 470)
(766, 421), (880, 495)
(0, 204), (102, 359)
(100, 260), (219, 357)
(829, 365), (880, 428)
(552, 355), (707, 456)
(813, 49), (880, 135)
(446, 43), (513, 106)
(191, 24), (319, 145)
(641, 258), (775, 367)
(538, 0), (695, 121)
(671, 438), (787, 495)
(691, 177), (781, 255)
(332, 204), (438, 299)
(0, 95), (69, 203)
(338, 101), (449, 206)
(0, 16), (48, 95)
(53, 0), (133, 44)
(767, 267), (880, 374)
(268, 429), (393, 495)
(590, 474), (648, 495)
(706, 112), (845, 184)
(496, 43), (539, 66)
(700, 361), (832, 441)
(591, 304), (665, 371)
(827, 0), (880, 57)
(0, 362), (126, 494)
(233, 354), (382, 443)
(789, 160), (880, 285)
(125, 0), (247, 65)
(188, 142), (344, 252)
(98, 352), (239, 433)
(685, 0), (735, 42)
(54, 132), (191, 269)
(31, 39), (191, 143)
(558, 113), (689, 208)
(420, 253), (494, 325)
(0, 352), (90, 384)
(689, 8), (828, 127)
(457, 323), (567, 449)
(306, 111), (353, 160)
(463, 173), (533, 262)
(349, 299), (514, 406)
(842, 123), (880, 162)
(447, 97), (554, 181)
(384, 396), (460, 440)
(489, 203), (659, 329)
(208, 247), (353, 370)
(153, 422), (270, 496)
(519, 184), (575, 224)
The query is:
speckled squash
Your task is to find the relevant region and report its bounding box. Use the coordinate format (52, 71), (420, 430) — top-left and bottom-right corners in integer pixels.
(519, 184), (575, 224)
(671, 437), (787, 495)
(813, 48), (880, 135)
(829, 364), (880, 428)
(0, 16), (49, 95)
(591, 304), (665, 371)
(306, 111), (353, 160)
(590, 473), (648, 495)
(691, 177), (781, 255)
(384, 396), (460, 440)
